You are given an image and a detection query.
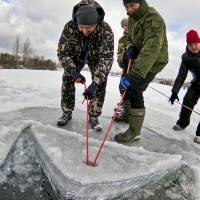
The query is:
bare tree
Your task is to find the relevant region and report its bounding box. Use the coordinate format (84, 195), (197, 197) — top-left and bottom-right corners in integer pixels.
(13, 36), (20, 66)
(22, 38), (33, 64)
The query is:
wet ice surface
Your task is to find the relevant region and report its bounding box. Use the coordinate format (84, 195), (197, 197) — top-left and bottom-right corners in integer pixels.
(0, 108), (198, 199)
(31, 123), (182, 182)
(29, 122), (196, 199)
(0, 69), (200, 199)
(0, 127), (58, 200)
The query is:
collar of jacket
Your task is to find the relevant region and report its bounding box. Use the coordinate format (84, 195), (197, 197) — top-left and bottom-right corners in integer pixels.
(123, 31), (128, 37)
(186, 46), (200, 57)
(129, 1), (148, 21)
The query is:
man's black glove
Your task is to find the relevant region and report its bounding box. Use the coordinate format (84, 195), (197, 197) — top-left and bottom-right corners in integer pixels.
(71, 72), (86, 84)
(169, 92), (179, 105)
(83, 82), (97, 100)
(117, 60), (126, 69)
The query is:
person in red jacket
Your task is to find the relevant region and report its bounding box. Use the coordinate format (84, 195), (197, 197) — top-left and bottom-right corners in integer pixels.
(169, 30), (200, 144)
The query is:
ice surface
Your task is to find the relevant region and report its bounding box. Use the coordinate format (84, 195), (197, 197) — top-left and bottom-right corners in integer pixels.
(0, 126), (58, 200)
(0, 69), (200, 199)
(0, 119), (194, 199)
(25, 123), (185, 199)
(31, 123), (183, 183)
(0, 121), (33, 166)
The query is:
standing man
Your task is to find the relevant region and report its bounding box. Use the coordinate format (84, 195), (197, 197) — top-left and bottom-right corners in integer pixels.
(57, 0), (114, 131)
(115, 17), (130, 123)
(114, 0), (168, 143)
(169, 30), (200, 144)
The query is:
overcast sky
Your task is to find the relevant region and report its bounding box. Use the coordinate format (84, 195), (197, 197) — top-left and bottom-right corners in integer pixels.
(0, 0), (200, 78)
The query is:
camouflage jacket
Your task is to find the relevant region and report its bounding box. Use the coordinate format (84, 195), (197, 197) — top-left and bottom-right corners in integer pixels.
(117, 32), (128, 64)
(117, 32), (129, 75)
(127, 1), (168, 78)
(57, 0), (114, 85)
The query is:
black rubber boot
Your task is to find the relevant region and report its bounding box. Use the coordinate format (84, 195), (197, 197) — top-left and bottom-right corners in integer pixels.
(114, 108), (145, 143)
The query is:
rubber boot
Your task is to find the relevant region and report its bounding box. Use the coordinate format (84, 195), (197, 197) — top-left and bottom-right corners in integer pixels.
(114, 108), (145, 143)
(115, 100), (130, 123)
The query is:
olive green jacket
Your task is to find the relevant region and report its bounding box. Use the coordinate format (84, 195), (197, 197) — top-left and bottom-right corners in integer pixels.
(127, 1), (168, 78)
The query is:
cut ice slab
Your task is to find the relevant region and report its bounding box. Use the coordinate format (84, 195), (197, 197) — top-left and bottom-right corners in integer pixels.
(28, 123), (183, 199)
(0, 121), (32, 167)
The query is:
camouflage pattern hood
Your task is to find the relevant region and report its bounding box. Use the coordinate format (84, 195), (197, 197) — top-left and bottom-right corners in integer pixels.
(72, 0), (105, 24)
(57, 0), (114, 85)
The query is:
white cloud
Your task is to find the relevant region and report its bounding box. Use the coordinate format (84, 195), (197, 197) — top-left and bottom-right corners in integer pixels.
(0, 2), (18, 51)
(0, 0), (200, 78)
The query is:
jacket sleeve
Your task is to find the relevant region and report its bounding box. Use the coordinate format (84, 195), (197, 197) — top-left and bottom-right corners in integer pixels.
(93, 24), (114, 85)
(117, 37), (124, 62)
(172, 56), (188, 94)
(133, 15), (165, 78)
(57, 22), (76, 74)
(126, 18), (134, 50)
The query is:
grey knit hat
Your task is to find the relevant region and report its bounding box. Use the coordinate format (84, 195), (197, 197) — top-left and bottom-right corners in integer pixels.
(76, 5), (98, 25)
(121, 18), (128, 27)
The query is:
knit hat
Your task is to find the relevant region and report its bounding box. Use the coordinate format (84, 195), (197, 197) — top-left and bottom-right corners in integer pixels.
(76, 5), (98, 25)
(186, 30), (200, 44)
(123, 0), (143, 5)
(121, 18), (128, 27)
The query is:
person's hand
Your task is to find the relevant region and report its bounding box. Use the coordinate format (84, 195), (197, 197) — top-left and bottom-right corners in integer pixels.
(126, 48), (135, 60)
(71, 72), (86, 84)
(83, 82), (97, 100)
(119, 77), (131, 91)
(169, 92), (179, 105)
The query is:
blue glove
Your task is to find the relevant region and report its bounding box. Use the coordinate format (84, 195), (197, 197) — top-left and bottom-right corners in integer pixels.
(71, 72), (86, 84)
(83, 82), (97, 100)
(126, 48), (135, 60)
(119, 77), (131, 91)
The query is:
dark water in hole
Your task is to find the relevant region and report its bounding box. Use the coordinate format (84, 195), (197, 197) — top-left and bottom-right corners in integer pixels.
(0, 132), (60, 200)
(0, 169), (59, 200)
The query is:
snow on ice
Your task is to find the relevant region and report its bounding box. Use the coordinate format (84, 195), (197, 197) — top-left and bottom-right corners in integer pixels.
(0, 69), (200, 199)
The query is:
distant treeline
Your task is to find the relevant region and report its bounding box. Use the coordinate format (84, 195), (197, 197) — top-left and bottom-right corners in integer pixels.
(0, 44), (190, 89)
(0, 52), (57, 70)
(0, 37), (57, 70)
